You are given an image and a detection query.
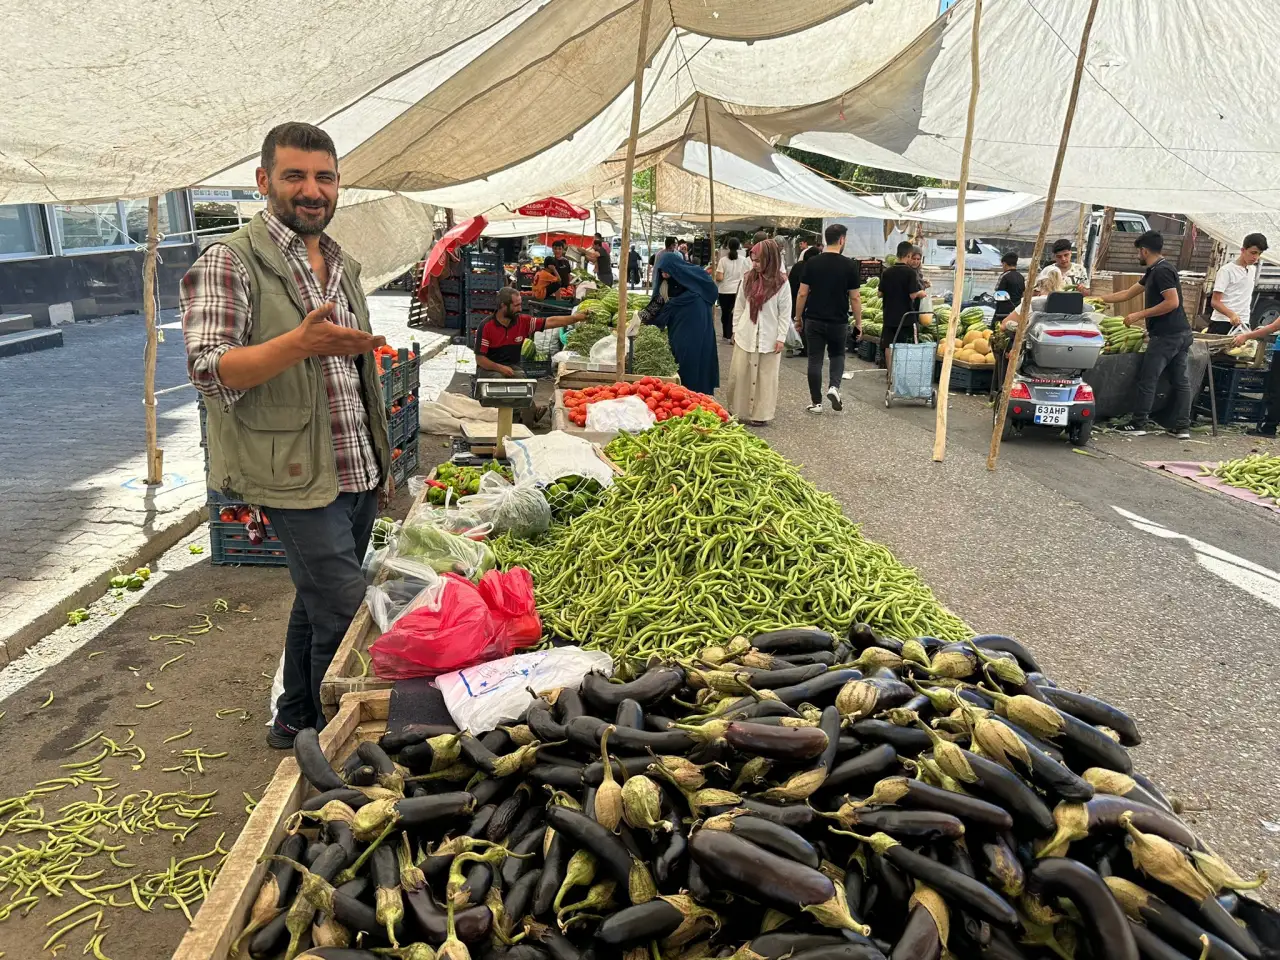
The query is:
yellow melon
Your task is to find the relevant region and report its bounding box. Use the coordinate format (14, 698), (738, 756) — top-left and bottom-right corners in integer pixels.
(981, 352), (996, 365)
(972, 339), (992, 357)
(962, 330), (982, 346)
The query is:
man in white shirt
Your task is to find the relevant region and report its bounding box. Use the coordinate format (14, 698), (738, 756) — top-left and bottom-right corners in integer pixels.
(1209, 233), (1269, 333)
(1034, 238), (1088, 295)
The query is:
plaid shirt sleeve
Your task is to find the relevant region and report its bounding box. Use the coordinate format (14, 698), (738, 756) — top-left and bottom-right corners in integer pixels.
(180, 244), (253, 409)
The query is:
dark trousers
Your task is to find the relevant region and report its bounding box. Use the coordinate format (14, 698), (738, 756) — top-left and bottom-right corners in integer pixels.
(718, 293), (737, 339)
(1133, 330), (1193, 430)
(1263, 356), (1280, 430)
(270, 490), (379, 731)
(805, 318), (848, 404)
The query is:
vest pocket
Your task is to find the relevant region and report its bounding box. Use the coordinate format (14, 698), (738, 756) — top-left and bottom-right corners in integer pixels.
(234, 403), (314, 491)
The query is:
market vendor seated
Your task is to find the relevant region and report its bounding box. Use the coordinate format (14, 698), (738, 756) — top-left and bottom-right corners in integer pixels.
(476, 286), (586, 377)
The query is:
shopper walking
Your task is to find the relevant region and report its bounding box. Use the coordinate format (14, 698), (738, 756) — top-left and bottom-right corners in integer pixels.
(1090, 230), (1193, 438)
(726, 239), (791, 425)
(627, 245), (642, 288)
(793, 223), (862, 413)
(714, 237), (750, 341)
(877, 242), (930, 385)
(181, 122), (390, 745)
(652, 251), (720, 395)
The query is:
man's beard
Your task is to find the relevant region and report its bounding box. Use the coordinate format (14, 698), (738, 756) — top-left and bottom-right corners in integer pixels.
(269, 186), (334, 236)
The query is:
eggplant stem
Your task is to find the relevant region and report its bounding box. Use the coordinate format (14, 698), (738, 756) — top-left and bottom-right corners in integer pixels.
(336, 819), (395, 885)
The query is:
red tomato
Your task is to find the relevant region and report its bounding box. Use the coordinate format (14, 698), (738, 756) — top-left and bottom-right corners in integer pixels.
(616, 384), (631, 396)
(219, 507), (236, 522)
(656, 409), (669, 421)
(645, 398), (658, 410)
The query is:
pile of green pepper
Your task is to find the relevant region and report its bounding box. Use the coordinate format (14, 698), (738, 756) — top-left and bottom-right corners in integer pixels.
(544, 475), (605, 523)
(494, 416), (970, 658)
(428, 462), (513, 505)
(1207, 453), (1280, 504)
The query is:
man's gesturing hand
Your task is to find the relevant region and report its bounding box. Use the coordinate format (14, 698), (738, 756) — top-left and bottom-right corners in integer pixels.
(296, 302), (385, 357)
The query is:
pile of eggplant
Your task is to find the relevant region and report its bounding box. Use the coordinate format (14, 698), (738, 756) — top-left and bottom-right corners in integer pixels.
(242, 627), (1278, 960)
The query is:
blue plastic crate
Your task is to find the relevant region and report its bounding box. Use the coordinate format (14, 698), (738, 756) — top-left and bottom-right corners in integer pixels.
(466, 271), (504, 293)
(469, 289), (499, 313)
(465, 250), (503, 272)
(392, 438), (419, 487)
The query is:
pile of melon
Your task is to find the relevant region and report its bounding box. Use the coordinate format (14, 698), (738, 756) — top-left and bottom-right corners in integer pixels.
(936, 328), (996, 364)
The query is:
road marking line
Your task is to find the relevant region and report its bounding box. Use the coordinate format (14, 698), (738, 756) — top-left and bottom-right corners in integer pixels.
(1112, 505), (1280, 610)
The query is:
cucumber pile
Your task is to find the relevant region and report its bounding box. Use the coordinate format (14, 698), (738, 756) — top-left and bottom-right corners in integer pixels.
(1099, 317), (1147, 354)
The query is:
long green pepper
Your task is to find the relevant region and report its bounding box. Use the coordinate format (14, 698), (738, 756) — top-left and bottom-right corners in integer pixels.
(494, 416), (969, 659)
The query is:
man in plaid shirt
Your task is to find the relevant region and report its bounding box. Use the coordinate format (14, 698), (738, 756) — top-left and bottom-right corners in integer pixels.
(182, 122), (392, 746)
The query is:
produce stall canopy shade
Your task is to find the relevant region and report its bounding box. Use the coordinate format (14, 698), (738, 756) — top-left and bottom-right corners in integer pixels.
(6, 0), (1280, 229)
(516, 197), (590, 220)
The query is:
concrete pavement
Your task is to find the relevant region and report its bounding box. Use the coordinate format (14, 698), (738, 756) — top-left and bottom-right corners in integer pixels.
(758, 346), (1280, 893)
(0, 291), (448, 665)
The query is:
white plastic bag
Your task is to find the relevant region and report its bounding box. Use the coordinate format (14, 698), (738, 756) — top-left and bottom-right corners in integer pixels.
(267, 650), (286, 727)
(366, 556), (444, 632)
(437, 648), (613, 733)
(457, 473), (551, 539)
(585, 395), (655, 433)
(506, 432), (616, 489)
(589, 333), (628, 365)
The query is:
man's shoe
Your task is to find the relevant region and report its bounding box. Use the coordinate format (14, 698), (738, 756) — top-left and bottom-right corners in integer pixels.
(266, 722), (299, 750)
(1247, 426), (1277, 437)
(1115, 420), (1154, 436)
(1170, 429), (1192, 440)
(806, 403), (823, 415)
(827, 386), (843, 411)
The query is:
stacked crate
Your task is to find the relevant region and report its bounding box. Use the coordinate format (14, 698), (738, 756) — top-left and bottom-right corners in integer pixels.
(462, 250), (504, 347)
(1197, 363), (1269, 425)
(379, 343), (422, 488)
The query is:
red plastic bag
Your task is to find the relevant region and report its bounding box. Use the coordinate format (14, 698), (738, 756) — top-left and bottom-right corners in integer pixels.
(369, 567), (541, 679)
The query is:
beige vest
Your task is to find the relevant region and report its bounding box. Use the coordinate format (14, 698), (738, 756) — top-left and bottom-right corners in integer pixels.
(204, 217), (390, 509)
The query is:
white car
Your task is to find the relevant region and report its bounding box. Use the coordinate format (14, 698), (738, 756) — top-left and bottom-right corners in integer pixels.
(923, 238), (1006, 270)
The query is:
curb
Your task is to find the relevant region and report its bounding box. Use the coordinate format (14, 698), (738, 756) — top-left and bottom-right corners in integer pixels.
(0, 505), (206, 668)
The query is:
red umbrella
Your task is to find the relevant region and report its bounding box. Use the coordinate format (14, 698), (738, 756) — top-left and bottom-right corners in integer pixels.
(516, 197), (589, 220)
(420, 215), (487, 287)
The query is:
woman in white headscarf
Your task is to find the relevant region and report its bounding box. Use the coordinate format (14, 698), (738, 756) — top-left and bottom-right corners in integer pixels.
(725, 239), (791, 425)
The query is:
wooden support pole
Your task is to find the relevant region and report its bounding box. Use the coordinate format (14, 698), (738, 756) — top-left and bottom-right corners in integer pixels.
(989, 0), (1101, 471)
(1075, 201), (1089, 265)
(615, 0), (656, 375)
(1093, 205), (1116, 272)
(932, 0), (982, 462)
(142, 195), (163, 484)
(704, 98), (716, 266)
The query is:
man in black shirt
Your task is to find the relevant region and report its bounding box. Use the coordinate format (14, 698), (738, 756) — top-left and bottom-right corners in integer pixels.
(794, 222), (863, 413)
(1090, 230), (1192, 438)
(546, 239), (573, 294)
(878, 241), (930, 379)
(585, 233), (613, 286)
(994, 250), (1025, 322)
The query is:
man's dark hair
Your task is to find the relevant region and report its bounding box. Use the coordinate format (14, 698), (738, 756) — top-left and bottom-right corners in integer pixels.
(896, 240), (915, 258)
(1135, 230), (1164, 253)
(552, 239), (566, 250)
(497, 286), (520, 315)
(1244, 232), (1269, 253)
(593, 233), (603, 242)
(801, 246), (820, 262)
(1001, 250), (1019, 267)
(824, 223), (848, 246)
(260, 122), (337, 172)
(1052, 238), (1073, 254)
(664, 236), (677, 250)
(753, 230), (769, 244)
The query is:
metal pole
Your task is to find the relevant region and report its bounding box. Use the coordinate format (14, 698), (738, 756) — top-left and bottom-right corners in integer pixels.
(989, 0), (1102, 471)
(932, 0), (982, 462)
(142, 195), (163, 484)
(615, 0), (656, 375)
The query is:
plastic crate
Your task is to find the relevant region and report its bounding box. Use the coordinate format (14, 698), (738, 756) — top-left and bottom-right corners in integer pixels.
(939, 360), (993, 395)
(438, 276), (462, 295)
(389, 399), (419, 446)
(465, 250), (503, 272)
(522, 358), (553, 379)
(442, 291), (464, 314)
(466, 271), (504, 293)
(206, 490), (288, 566)
(469, 290), (499, 313)
(392, 439), (419, 487)
(442, 310), (464, 330)
(1197, 363), (1270, 425)
(210, 522), (290, 566)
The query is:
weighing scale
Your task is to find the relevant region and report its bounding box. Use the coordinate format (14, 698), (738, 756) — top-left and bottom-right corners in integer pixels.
(473, 378), (536, 458)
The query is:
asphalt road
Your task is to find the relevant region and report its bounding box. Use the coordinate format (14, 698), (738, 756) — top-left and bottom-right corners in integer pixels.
(753, 345), (1280, 896)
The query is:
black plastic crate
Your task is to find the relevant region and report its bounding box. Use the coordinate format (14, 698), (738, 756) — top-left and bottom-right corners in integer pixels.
(392, 438), (420, 487)
(1207, 364), (1268, 397)
(442, 291), (464, 313)
(438, 276), (462, 294)
(466, 271), (504, 293)
(469, 289), (499, 313)
(210, 522), (290, 566)
(939, 360), (992, 395)
(465, 250), (503, 272)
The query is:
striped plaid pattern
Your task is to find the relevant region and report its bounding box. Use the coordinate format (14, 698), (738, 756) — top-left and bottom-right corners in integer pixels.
(180, 210), (380, 493)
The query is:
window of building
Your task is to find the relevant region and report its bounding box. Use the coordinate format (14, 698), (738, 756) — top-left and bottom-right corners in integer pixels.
(53, 193), (191, 254)
(0, 204), (51, 260)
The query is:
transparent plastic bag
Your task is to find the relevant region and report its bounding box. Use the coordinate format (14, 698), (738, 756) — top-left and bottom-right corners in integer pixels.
(369, 568), (541, 680)
(589, 333), (628, 365)
(457, 473), (551, 540)
(366, 556), (443, 632)
(393, 516), (497, 579)
(585, 395), (656, 433)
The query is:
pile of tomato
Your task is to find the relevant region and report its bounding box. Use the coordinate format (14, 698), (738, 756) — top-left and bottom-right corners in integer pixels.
(563, 377), (729, 427)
